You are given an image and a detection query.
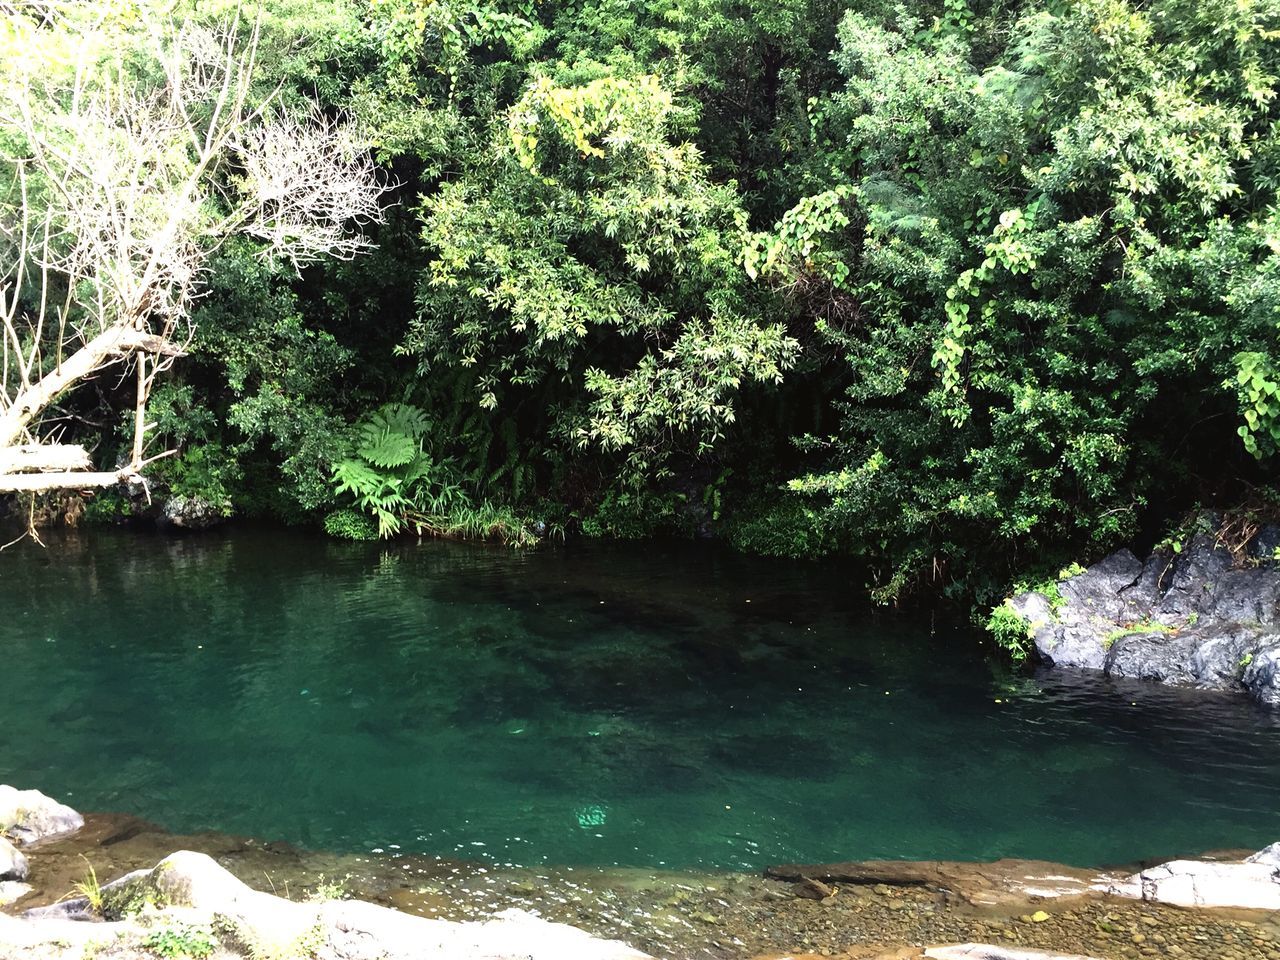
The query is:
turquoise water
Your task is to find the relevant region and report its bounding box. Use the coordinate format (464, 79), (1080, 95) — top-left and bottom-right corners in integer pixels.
(2, 528), (1279, 871)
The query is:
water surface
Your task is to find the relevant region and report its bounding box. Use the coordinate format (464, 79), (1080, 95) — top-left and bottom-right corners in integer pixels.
(2, 528), (1279, 870)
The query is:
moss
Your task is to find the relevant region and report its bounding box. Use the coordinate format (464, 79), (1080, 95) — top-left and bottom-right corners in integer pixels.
(1102, 620), (1176, 650)
(102, 877), (168, 920)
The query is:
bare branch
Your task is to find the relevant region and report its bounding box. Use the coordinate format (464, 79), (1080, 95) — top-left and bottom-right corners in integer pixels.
(0, 4), (387, 493)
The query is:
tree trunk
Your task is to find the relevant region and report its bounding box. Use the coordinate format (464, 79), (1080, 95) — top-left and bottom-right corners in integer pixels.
(0, 323), (183, 447)
(0, 469), (137, 492)
(0, 444), (92, 474)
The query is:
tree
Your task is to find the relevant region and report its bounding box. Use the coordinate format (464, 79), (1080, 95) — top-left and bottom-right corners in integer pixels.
(746, 0), (1280, 599)
(0, 2), (385, 493)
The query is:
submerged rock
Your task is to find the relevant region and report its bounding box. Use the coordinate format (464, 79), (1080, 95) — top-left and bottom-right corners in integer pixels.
(1010, 521), (1280, 703)
(764, 858), (1118, 909)
(0, 786), (83, 845)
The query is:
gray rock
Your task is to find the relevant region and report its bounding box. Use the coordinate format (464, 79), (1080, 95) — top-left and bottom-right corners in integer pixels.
(1009, 591), (1106, 672)
(1205, 566), (1280, 624)
(1104, 630), (1200, 684)
(0, 786), (83, 844)
(1153, 534), (1233, 622)
(1243, 645), (1280, 706)
(1032, 623), (1108, 671)
(0, 837), (28, 881)
(1059, 549), (1143, 622)
(1019, 517), (1280, 704)
(1187, 626), (1263, 685)
(159, 495), (229, 531)
(1250, 524), (1280, 563)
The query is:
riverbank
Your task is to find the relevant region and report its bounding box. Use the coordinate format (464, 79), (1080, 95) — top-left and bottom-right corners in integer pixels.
(4, 792), (1279, 960)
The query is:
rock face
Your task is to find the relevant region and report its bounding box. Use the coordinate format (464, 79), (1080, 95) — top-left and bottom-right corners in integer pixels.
(1104, 847), (1280, 910)
(0, 838), (28, 881)
(18, 850), (653, 960)
(0, 786), (83, 845)
(1009, 523), (1280, 704)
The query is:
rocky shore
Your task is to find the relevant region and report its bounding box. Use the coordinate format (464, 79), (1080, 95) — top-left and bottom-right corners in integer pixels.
(1009, 518), (1280, 704)
(4, 785), (1280, 960)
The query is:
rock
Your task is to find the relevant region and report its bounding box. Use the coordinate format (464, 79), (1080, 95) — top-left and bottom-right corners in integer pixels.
(925, 945), (1105, 960)
(320, 901), (652, 960)
(159, 495), (229, 531)
(0, 913), (136, 958)
(795, 877), (837, 900)
(1243, 646), (1280, 705)
(0, 786), (83, 844)
(764, 858), (1118, 908)
(1250, 524), (1280, 562)
(1013, 517), (1280, 703)
(1104, 630), (1201, 683)
(21, 850), (653, 960)
(1104, 856), (1280, 910)
(0, 881), (32, 906)
(1246, 842), (1280, 866)
(1152, 534), (1233, 622)
(1186, 626), (1263, 685)
(0, 837), (28, 881)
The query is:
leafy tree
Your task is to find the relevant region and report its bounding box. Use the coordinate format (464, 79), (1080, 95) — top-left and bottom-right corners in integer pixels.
(750, 0), (1280, 600)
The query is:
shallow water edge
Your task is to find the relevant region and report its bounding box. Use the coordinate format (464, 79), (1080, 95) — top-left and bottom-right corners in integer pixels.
(9, 809), (1280, 960)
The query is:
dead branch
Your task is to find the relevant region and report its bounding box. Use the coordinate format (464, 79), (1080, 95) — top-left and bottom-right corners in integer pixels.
(0, 3), (387, 495)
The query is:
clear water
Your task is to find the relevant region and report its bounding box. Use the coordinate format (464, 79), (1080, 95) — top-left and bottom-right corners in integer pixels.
(2, 528), (1279, 871)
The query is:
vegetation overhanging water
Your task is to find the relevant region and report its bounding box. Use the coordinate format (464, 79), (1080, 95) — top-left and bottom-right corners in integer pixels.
(3, 528), (1280, 873)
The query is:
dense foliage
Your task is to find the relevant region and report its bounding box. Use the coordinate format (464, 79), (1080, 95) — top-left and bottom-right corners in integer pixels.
(7, 0), (1280, 611)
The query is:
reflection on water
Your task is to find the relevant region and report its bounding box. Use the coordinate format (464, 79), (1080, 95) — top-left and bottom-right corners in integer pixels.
(2, 527), (1279, 870)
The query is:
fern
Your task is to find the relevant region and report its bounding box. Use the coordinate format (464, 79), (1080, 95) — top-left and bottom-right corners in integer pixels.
(328, 402), (539, 546)
(357, 431), (418, 469)
(363, 403), (431, 442)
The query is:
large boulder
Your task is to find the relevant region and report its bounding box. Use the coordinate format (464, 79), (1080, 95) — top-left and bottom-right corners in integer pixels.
(1011, 522), (1280, 703)
(1103, 630), (1201, 684)
(1103, 843), (1280, 910)
(23, 850), (653, 960)
(0, 837), (28, 881)
(0, 786), (83, 845)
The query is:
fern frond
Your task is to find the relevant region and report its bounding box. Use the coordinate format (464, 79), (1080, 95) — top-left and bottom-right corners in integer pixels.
(358, 430), (418, 469)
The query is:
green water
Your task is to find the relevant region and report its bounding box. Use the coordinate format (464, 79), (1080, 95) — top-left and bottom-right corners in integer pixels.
(2, 528), (1279, 871)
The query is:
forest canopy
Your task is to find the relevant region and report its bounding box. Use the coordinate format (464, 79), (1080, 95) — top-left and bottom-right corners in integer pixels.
(2, 0), (1278, 610)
